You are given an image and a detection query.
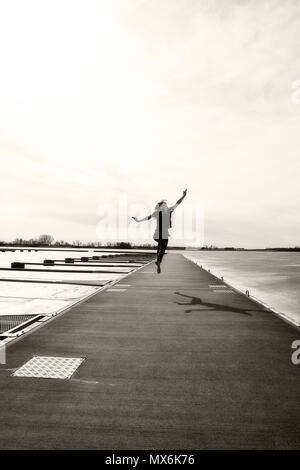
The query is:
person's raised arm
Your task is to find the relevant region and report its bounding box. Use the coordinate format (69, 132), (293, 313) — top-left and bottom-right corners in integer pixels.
(172, 189), (187, 209)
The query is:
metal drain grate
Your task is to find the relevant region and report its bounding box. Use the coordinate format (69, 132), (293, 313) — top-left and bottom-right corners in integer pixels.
(0, 315), (37, 334)
(13, 356), (85, 379)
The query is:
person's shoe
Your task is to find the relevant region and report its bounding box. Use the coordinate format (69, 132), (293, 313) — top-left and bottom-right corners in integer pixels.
(155, 261), (161, 274)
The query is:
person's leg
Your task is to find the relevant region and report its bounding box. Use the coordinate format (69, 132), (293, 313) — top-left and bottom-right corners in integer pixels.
(154, 238), (160, 258)
(154, 238), (162, 273)
(157, 238), (168, 263)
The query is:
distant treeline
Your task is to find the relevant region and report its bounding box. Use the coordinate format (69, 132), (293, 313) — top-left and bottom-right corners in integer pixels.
(0, 234), (155, 250)
(0, 234), (188, 250)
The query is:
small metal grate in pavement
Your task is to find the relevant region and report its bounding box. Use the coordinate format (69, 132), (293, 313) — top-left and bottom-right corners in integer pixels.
(0, 315), (37, 334)
(13, 356), (85, 379)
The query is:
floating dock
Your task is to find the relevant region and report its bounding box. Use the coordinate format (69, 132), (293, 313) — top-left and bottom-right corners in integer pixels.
(0, 253), (299, 449)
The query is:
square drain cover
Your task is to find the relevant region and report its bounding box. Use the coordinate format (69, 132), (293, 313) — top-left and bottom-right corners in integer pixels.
(13, 356), (85, 379)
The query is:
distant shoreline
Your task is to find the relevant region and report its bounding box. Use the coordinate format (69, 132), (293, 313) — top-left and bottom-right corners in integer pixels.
(0, 244), (299, 252)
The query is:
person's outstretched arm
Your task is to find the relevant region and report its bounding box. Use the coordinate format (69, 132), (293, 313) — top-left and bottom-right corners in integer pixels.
(132, 214), (153, 223)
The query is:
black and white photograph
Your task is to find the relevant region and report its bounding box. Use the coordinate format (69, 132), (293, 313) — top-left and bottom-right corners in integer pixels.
(0, 0), (299, 456)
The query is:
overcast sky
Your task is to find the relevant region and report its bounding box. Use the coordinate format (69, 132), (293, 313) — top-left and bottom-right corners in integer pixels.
(0, 0), (299, 247)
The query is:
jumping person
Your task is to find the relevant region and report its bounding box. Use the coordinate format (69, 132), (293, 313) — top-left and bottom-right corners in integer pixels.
(132, 189), (187, 273)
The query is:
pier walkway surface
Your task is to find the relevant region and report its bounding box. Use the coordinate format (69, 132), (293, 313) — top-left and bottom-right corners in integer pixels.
(0, 253), (299, 449)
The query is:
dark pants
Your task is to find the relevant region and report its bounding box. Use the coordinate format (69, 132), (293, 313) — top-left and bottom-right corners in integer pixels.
(154, 238), (168, 263)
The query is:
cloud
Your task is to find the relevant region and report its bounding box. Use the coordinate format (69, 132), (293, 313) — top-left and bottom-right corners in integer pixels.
(0, 0), (299, 246)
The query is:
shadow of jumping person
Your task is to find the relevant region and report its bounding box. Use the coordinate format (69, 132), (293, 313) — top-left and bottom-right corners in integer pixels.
(174, 292), (268, 315)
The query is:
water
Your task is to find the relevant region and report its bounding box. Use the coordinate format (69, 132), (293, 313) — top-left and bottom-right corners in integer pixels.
(0, 249), (142, 317)
(184, 251), (300, 325)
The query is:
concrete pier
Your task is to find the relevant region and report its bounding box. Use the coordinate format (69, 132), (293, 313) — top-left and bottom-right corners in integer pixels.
(0, 253), (299, 449)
